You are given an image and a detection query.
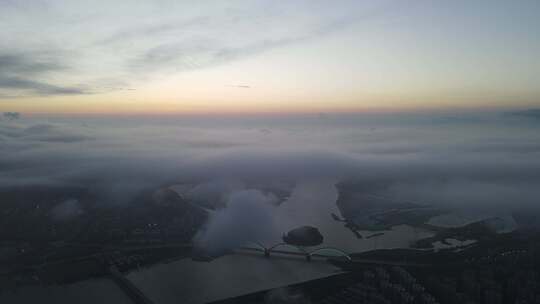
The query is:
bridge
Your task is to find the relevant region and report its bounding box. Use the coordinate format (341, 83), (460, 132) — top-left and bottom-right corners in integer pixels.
(244, 242), (352, 262)
(239, 242), (429, 267)
(109, 265), (155, 304)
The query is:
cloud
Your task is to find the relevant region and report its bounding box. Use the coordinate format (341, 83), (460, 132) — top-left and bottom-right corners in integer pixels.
(49, 199), (84, 221)
(0, 76), (85, 96)
(2, 112), (540, 255)
(194, 189), (277, 255)
(185, 179), (247, 209)
(96, 16), (213, 46)
(1, 2), (393, 95)
(3, 112), (20, 120)
(124, 2), (376, 74)
(129, 37), (298, 73)
(127, 14), (356, 74)
(0, 123), (93, 143)
(1, 111), (539, 214)
(387, 180), (540, 211)
(506, 109), (540, 120)
(22, 124), (93, 142)
(0, 52), (87, 97)
(0, 53), (64, 75)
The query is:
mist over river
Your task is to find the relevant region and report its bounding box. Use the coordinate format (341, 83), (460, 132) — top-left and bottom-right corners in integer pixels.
(125, 179), (433, 304)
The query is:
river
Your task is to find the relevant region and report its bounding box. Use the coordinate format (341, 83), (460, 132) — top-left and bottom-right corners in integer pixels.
(1, 180), (434, 304)
(124, 179), (433, 304)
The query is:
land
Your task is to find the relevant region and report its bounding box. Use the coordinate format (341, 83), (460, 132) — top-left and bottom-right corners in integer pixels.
(212, 229), (540, 304)
(335, 181), (447, 233)
(0, 181), (293, 290)
(0, 184), (207, 289)
(2, 181), (540, 304)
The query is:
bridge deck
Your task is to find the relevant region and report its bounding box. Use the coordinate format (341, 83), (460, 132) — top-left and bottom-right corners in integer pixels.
(109, 265), (155, 304)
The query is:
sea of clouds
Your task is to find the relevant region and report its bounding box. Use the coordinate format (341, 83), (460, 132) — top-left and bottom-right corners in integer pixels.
(1, 111), (540, 249)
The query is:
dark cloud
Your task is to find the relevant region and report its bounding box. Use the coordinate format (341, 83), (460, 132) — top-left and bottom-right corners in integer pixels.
(0, 53), (64, 75)
(0, 52), (86, 97)
(0, 122), (93, 143)
(0, 75), (85, 96)
(506, 109), (540, 120)
(2, 112), (20, 120)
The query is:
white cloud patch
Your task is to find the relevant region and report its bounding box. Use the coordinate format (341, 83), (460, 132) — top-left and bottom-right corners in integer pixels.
(194, 189), (277, 255)
(50, 199), (84, 221)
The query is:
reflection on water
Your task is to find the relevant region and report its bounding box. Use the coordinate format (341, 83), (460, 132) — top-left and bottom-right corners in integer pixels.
(268, 179), (434, 253)
(126, 180), (434, 304)
(432, 238), (477, 251)
(428, 212), (517, 232)
(127, 254), (341, 304)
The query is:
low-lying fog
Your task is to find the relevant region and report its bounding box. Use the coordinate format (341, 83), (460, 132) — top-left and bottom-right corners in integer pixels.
(1, 110), (540, 253)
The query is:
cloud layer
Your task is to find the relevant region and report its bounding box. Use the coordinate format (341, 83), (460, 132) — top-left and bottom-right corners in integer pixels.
(1, 112), (539, 210)
(1, 111), (540, 253)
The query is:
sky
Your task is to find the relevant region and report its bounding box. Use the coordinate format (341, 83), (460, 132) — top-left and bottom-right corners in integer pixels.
(1, 0), (539, 115)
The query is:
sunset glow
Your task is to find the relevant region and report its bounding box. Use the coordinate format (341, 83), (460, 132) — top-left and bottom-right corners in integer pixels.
(2, 1), (539, 115)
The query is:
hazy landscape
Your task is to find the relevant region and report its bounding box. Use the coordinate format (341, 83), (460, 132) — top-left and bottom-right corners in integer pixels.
(1, 111), (540, 303)
(2, 1), (540, 303)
